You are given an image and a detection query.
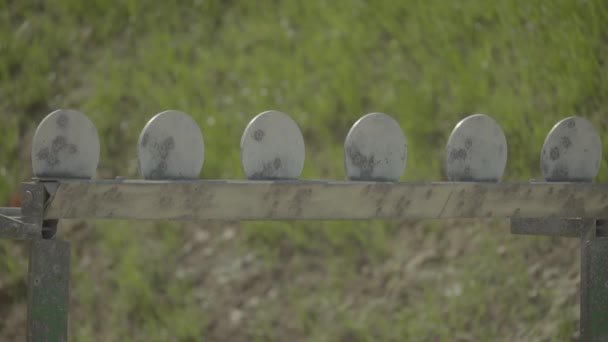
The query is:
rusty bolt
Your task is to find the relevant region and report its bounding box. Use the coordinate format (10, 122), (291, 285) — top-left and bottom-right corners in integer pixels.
(22, 190), (33, 207)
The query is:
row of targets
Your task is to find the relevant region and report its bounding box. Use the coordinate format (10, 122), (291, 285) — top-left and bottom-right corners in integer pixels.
(31, 109), (603, 182)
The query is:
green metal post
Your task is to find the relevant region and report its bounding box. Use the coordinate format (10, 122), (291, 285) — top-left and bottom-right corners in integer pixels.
(580, 221), (608, 341)
(27, 239), (70, 342)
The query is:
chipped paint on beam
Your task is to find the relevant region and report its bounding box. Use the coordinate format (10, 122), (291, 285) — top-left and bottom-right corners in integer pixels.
(42, 180), (608, 221)
(510, 218), (592, 237)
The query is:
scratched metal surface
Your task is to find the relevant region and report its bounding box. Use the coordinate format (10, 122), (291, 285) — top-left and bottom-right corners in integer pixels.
(137, 110), (205, 180)
(43, 180), (608, 220)
(541, 116), (602, 182)
(240, 111), (305, 180)
(0, 207), (21, 217)
(445, 114), (507, 182)
(0, 215), (40, 239)
(344, 113), (407, 181)
(31, 109), (100, 179)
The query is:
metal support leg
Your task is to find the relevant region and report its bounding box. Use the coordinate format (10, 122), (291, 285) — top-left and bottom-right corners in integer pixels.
(27, 239), (70, 342)
(580, 221), (608, 341)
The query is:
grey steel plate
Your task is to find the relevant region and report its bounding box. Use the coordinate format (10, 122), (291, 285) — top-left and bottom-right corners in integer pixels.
(31, 109), (100, 179)
(445, 114), (507, 182)
(137, 110), (205, 180)
(344, 113), (407, 181)
(240, 111), (305, 180)
(541, 116), (602, 182)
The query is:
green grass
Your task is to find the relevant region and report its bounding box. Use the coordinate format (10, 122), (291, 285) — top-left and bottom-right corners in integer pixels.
(1, 0), (607, 340)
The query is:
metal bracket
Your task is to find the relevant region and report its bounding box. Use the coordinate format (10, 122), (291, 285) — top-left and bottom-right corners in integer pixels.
(511, 218), (608, 340)
(18, 181), (59, 240)
(20, 182), (47, 219)
(0, 183), (46, 240)
(0, 182), (62, 240)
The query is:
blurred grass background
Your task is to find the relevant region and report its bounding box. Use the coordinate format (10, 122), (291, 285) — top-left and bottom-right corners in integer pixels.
(0, 0), (607, 340)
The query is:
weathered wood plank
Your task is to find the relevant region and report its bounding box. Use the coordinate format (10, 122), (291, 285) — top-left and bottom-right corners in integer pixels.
(43, 180), (608, 221)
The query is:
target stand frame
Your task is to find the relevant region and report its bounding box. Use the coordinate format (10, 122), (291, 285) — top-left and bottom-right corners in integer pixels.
(1, 109), (607, 341)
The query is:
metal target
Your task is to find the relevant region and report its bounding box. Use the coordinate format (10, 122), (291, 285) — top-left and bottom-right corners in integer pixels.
(445, 114), (507, 182)
(343, 113), (407, 182)
(240, 111), (305, 180)
(31, 109), (100, 179)
(540, 116), (602, 182)
(137, 110), (205, 180)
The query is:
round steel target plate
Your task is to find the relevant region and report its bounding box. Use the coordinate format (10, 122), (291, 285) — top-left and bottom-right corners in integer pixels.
(344, 113), (407, 182)
(541, 116), (602, 182)
(137, 110), (205, 180)
(445, 114), (507, 182)
(240, 111), (305, 180)
(32, 109), (100, 179)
